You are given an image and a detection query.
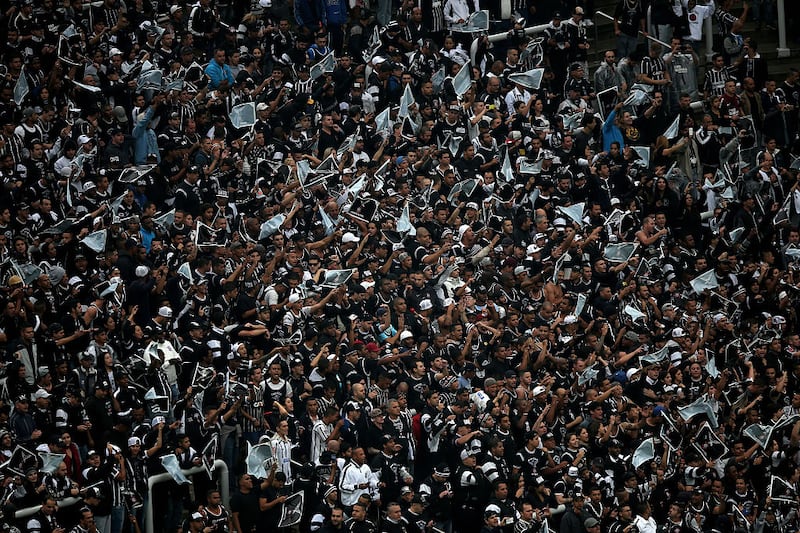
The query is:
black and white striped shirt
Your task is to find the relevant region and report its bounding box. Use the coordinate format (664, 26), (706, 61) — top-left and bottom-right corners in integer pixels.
(703, 67), (734, 97)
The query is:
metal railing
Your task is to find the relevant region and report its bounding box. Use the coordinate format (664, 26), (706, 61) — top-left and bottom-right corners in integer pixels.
(15, 496), (83, 520)
(12, 461), (230, 533)
(145, 459), (229, 533)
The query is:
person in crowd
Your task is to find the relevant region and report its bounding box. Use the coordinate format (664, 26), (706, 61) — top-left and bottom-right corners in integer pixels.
(0, 1), (793, 533)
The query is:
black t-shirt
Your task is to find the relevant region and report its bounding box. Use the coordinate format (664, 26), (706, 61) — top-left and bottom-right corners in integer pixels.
(615, 0), (644, 36)
(257, 486), (283, 531)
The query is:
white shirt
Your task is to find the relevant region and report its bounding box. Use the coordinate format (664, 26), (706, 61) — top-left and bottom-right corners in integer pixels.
(682, 0), (715, 41)
(443, 0), (480, 30)
(634, 515), (658, 533)
(505, 86), (532, 113)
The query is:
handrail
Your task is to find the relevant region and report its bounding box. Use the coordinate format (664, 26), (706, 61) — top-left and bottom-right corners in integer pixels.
(15, 496), (83, 520)
(146, 459), (229, 533)
(594, 10), (670, 48)
(469, 11), (671, 67)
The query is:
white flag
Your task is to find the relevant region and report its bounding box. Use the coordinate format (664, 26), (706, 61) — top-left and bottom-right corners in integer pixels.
(337, 134), (358, 157)
(604, 243), (637, 263)
(38, 452), (66, 475)
(742, 423), (773, 449)
(13, 72), (29, 106)
(557, 203), (585, 228)
(452, 10), (489, 32)
(136, 68), (163, 91)
(575, 293), (587, 317)
(177, 262), (193, 282)
(508, 68), (545, 90)
(230, 102), (257, 129)
(663, 115), (680, 139)
(375, 106), (392, 134)
(677, 394), (719, 428)
(632, 438), (655, 469)
(70, 80), (103, 93)
(399, 84), (415, 119)
(640, 345), (669, 365)
(161, 455), (191, 484)
(519, 159), (543, 175)
(689, 269), (719, 295)
(623, 305), (647, 323)
(578, 365), (599, 386)
(727, 227), (744, 243)
(318, 206), (335, 235)
(623, 87), (651, 107)
(397, 201), (416, 236)
(258, 214), (286, 240)
(452, 61), (472, 98)
(431, 67), (446, 94)
(154, 209), (175, 229)
(80, 230), (107, 253)
(499, 149), (514, 183)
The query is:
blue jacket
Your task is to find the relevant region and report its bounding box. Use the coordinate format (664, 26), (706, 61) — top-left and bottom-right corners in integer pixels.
(602, 109), (625, 152)
(324, 0), (348, 26)
(204, 60), (235, 90)
(132, 107), (161, 165)
(295, 0), (327, 29)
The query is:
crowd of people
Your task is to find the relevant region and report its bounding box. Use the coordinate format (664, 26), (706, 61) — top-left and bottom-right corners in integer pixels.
(0, 0), (800, 532)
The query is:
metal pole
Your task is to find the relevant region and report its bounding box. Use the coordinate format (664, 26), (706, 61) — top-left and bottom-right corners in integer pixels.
(704, 17), (714, 62)
(594, 11), (670, 48)
(777, 0), (790, 57)
(470, 23), (551, 63)
(146, 459), (229, 533)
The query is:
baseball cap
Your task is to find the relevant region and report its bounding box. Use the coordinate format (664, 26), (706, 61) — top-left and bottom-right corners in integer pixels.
(460, 449), (477, 461)
(34, 389), (51, 400)
(434, 463), (450, 477)
(342, 232), (359, 244)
